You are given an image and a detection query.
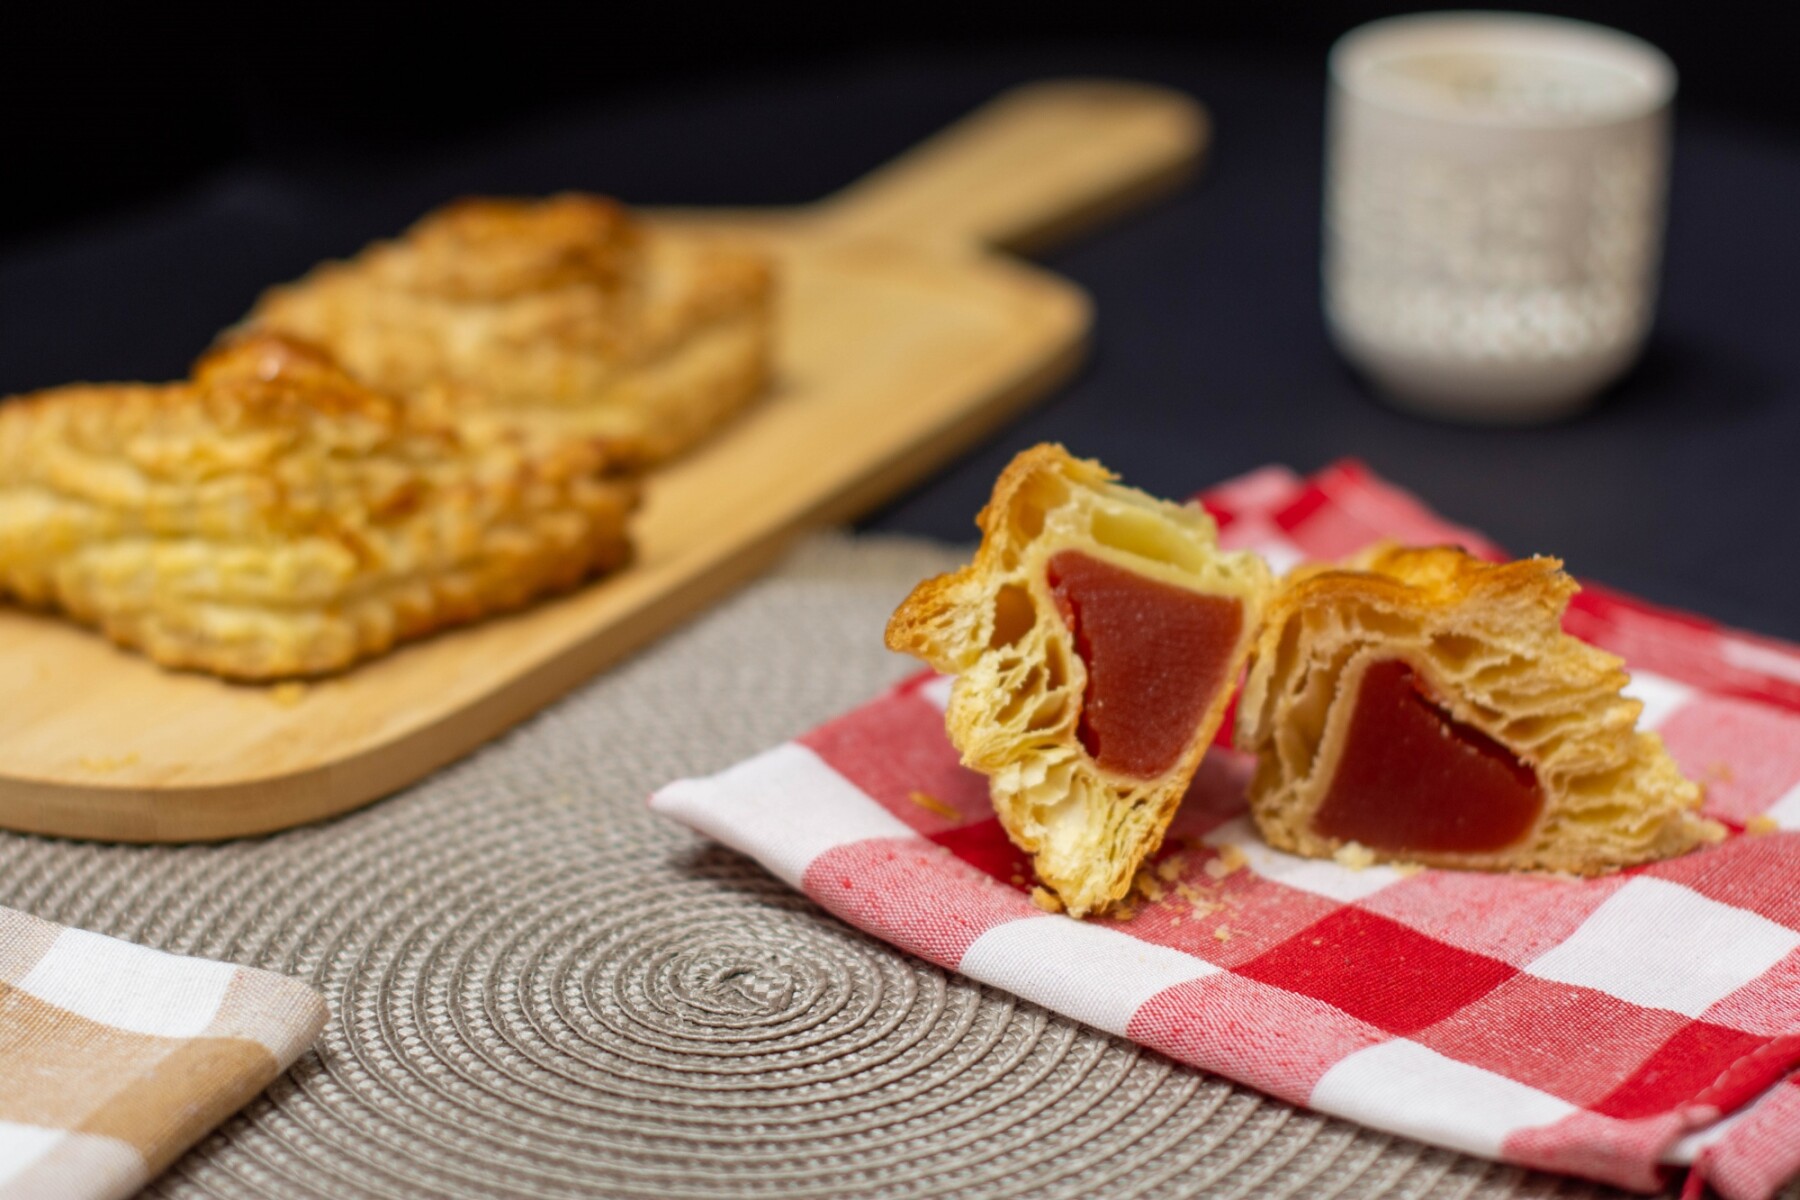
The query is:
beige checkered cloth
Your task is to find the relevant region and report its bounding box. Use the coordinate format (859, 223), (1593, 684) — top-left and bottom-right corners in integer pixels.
(0, 906), (327, 1200)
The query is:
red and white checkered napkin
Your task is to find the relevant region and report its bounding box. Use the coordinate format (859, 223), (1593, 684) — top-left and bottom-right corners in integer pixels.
(652, 461), (1800, 1200)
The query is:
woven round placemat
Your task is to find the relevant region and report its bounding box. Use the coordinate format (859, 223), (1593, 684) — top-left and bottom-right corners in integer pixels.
(0, 534), (1778, 1199)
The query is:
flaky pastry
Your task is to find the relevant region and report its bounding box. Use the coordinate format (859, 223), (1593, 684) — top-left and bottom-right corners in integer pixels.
(0, 334), (638, 680)
(1235, 543), (1722, 873)
(887, 445), (1272, 916)
(243, 194), (774, 463)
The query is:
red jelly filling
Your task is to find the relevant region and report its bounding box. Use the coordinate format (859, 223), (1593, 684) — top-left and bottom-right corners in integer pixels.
(1046, 550), (1243, 780)
(1313, 659), (1544, 854)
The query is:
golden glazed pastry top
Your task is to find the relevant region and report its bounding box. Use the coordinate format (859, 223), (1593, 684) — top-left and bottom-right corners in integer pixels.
(0, 334), (638, 680)
(888, 444), (1272, 916)
(375, 195), (645, 303)
(244, 194), (775, 462)
(1235, 542), (1722, 874)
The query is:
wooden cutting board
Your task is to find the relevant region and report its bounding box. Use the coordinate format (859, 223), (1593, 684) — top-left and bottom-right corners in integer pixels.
(0, 80), (1207, 841)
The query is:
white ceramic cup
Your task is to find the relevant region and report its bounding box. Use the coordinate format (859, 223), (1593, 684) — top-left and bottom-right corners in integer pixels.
(1324, 11), (1676, 423)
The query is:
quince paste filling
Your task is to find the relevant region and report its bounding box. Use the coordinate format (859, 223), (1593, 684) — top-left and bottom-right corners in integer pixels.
(1313, 659), (1545, 854)
(1046, 549), (1244, 780)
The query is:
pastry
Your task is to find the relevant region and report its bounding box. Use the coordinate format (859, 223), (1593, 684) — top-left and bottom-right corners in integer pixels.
(887, 444), (1273, 916)
(0, 334), (638, 680)
(1235, 543), (1722, 873)
(243, 194), (774, 463)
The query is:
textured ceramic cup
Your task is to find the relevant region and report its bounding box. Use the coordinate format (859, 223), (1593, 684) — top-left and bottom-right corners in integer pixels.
(1324, 12), (1676, 423)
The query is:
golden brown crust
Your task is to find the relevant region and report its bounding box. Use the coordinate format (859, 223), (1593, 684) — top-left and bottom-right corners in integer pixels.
(1235, 543), (1722, 873)
(887, 444), (1273, 916)
(0, 333), (639, 680)
(242, 194), (775, 463)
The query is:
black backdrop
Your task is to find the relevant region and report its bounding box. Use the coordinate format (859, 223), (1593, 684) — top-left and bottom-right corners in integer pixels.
(3, 2), (1794, 247)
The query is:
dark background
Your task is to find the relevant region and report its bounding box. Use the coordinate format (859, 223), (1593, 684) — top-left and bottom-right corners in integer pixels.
(3, 2), (1798, 641)
(4, 2), (1795, 248)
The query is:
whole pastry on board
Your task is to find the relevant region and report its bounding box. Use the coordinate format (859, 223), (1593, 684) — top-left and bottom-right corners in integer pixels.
(1234, 543), (1723, 873)
(0, 334), (638, 680)
(242, 194), (774, 464)
(887, 444), (1273, 917)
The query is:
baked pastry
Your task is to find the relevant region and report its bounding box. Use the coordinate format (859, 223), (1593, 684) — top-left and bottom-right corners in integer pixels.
(243, 194), (774, 463)
(0, 334), (638, 680)
(1235, 543), (1721, 873)
(887, 445), (1273, 916)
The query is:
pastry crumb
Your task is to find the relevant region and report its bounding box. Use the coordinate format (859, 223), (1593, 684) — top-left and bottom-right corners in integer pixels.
(78, 753), (139, 774)
(1395, 862), (1426, 877)
(1173, 882), (1224, 919)
(1155, 854), (1187, 883)
(269, 681), (309, 707)
(906, 790), (960, 819)
(1213, 925), (1234, 943)
(1132, 869), (1166, 903)
(1333, 842), (1377, 870)
(1203, 845), (1247, 880)
(1030, 886), (1064, 914)
(1746, 815), (1781, 837)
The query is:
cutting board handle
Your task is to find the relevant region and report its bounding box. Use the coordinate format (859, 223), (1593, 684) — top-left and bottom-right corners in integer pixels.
(814, 79), (1209, 255)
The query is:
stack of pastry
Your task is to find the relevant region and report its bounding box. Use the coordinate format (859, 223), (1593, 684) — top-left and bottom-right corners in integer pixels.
(245, 194), (774, 464)
(0, 335), (639, 679)
(0, 194), (776, 679)
(887, 446), (1720, 916)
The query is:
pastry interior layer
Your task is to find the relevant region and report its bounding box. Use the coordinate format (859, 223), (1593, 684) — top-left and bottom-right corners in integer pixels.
(887, 444), (1271, 916)
(245, 194), (775, 463)
(1236, 543), (1721, 873)
(0, 335), (638, 680)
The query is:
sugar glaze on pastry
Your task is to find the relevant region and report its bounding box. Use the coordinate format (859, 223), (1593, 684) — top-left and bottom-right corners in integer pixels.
(0, 334), (638, 680)
(245, 194), (774, 463)
(887, 444), (1272, 916)
(1235, 543), (1722, 874)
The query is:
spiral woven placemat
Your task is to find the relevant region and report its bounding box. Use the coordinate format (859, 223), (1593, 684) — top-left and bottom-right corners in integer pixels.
(0, 534), (1783, 1200)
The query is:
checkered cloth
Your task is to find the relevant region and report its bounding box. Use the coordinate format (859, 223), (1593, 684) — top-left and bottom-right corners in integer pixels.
(0, 907), (327, 1199)
(653, 461), (1800, 1200)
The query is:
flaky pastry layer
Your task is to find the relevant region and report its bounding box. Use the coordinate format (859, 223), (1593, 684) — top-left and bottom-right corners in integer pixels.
(0, 334), (638, 680)
(1235, 543), (1722, 873)
(244, 194), (774, 463)
(887, 444), (1272, 916)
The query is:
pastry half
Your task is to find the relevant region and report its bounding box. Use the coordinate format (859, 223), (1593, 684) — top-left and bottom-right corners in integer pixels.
(1235, 543), (1722, 873)
(243, 194), (774, 464)
(0, 334), (638, 680)
(887, 444), (1273, 916)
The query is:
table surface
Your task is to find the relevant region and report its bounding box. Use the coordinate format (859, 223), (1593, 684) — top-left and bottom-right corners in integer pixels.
(0, 532), (1740, 1200)
(2, 44), (1795, 644)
